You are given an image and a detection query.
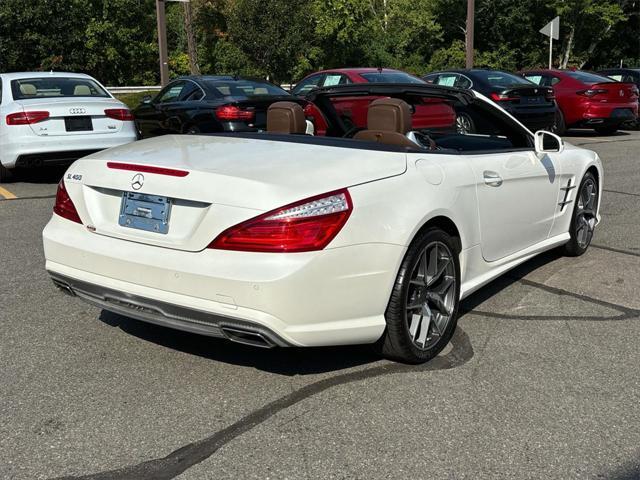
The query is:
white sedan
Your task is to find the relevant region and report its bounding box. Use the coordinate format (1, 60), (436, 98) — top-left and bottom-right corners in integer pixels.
(43, 84), (602, 363)
(0, 72), (137, 182)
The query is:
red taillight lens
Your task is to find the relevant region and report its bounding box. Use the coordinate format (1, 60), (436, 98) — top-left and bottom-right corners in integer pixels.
(6, 111), (49, 125)
(577, 89), (608, 97)
(105, 108), (134, 121)
(490, 93), (517, 102)
(209, 189), (352, 253)
(53, 180), (82, 224)
(215, 105), (255, 121)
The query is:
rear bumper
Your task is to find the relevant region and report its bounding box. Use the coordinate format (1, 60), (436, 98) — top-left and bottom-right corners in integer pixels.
(43, 214), (404, 347)
(0, 125), (137, 169)
(575, 104), (638, 127)
(504, 107), (556, 131)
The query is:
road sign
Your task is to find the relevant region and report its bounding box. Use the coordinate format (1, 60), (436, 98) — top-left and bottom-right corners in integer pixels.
(540, 16), (560, 69)
(540, 16), (560, 40)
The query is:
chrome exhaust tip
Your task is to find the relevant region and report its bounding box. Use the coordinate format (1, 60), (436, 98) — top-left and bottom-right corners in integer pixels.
(221, 326), (276, 349)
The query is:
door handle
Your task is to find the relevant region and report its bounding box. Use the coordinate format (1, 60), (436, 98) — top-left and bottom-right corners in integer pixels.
(483, 171), (503, 187)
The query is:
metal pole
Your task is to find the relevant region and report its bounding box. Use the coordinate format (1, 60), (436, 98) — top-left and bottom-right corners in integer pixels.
(156, 0), (169, 86)
(548, 22), (553, 69)
(465, 0), (475, 69)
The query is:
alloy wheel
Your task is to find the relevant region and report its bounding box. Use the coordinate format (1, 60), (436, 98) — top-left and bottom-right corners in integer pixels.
(576, 178), (597, 249)
(404, 241), (456, 350)
(455, 114), (472, 134)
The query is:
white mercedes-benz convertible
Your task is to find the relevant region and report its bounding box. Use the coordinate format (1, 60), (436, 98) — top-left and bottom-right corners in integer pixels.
(43, 84), (602, 363)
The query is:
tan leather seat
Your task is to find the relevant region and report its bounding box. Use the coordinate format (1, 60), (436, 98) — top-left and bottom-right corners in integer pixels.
(73, 85), (91, 95)
(353, 98), (418, 147)
(19, 84), (37, 96)
(267, 101), (306, 134)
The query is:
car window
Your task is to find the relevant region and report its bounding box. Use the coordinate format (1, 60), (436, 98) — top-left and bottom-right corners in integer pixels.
(564, 71), (613, 83)
(11, 77), (110, 100)
(156, 81), (186, 103)
(178, 82), (205, 101)
(204, 79), (288, 99)
(292, 74), (324, 95)
(434, 74), (458, 87)
(476, 71), (532, 87)
(360, 72), (424, 83)
(322, 74), (350, 87)
(524, 75), (542, 85)
(455, 75), (472, 89)
(422, 74), (438, 84)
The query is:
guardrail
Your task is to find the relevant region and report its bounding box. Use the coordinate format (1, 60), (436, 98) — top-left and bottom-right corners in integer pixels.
(107, 86), (162, 94)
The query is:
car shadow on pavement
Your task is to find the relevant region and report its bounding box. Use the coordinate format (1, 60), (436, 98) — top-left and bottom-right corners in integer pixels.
(563, 128), (631, 138)
(99, 310), (381, 376)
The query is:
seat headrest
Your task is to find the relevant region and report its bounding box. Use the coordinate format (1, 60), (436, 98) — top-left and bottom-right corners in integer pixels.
(367, 98), (412, 134)
(20, 84), (37, 96)
(74, 85), (91, 95)
(267, 101), (306, 134)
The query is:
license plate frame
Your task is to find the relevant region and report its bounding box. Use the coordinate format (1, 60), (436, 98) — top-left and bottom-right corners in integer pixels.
(118, 192), (172, 234)
(64, 116), (93, 132)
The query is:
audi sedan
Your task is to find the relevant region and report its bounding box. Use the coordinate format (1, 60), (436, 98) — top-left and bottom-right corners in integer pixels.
(0, 72), (137, 182)
(44, 83), (602, 364)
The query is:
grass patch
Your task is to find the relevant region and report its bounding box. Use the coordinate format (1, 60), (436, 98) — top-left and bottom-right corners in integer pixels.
(115, 91), (157, 109)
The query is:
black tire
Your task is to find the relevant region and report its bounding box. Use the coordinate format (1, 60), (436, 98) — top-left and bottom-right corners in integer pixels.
(594, 125), (618, 135)
(0, 163), (14, 183)
(562, 171), (598, 257)
(377, 227), (461, 364)
(551, 108), (566, 135)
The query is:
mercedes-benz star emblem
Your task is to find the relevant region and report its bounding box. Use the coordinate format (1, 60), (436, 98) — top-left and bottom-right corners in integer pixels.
(131, 173), (144, 191)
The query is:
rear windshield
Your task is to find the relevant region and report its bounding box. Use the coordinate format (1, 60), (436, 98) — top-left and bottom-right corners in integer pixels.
(475, 71), (531, 87)
(564, 71), (614, 83)
(203, 80), (288, 98)
(11, 77), (110, 100)
(360, 72), (425, 84)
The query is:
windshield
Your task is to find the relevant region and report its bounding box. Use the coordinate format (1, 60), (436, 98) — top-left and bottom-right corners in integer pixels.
(360, 72), (425, 84)
(11, 77), (110, 100)
(204, 80), (289, 98)
(476, 71), (531, 87)
(565, 71), (614, 83)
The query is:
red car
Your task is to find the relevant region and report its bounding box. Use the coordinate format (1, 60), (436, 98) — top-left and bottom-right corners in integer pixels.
(521, 69), (638, 134)
(292, 68), (456, 134)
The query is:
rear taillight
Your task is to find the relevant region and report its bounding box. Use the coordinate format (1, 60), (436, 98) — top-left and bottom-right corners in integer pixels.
(105, 108), (134, 121)
(6, 111), (49, 125)
(490, 93), (517, 102)
(215, 105), (255, 121)
(577, 89), (608, 97)
(209, 189), (352, 253)
(53, 180), (82, 224)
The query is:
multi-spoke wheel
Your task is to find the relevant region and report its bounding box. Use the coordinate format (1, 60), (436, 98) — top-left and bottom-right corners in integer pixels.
(455, 113), (475, 135)
(563, 171), (599, 256)
(378, 227), (461, 363)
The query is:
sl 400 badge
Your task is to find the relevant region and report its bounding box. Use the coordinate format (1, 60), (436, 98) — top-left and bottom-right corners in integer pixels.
(66, 173), (83, 181)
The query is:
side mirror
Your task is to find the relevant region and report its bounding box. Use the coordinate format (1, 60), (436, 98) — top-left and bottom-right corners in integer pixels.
(142, 95), (153, 104)
(534, 130), (563, 155)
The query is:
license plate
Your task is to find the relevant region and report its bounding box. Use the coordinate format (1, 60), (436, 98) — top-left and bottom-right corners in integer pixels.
(525, 96), (543, 104)
(65, 116), (93, 132)
(119, 192), (171, 234)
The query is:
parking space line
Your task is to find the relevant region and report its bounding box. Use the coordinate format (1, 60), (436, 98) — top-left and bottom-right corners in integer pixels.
(0, 186), (17, 199)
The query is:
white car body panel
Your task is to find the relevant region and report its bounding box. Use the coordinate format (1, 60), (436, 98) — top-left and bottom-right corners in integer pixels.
(0, 72), (137, 169)
(42, 92), (603, 348)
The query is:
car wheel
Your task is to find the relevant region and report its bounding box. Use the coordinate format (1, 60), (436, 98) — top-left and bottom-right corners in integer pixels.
(594, 125), (618, 135)
(551, 108), (566, 135)
(562, 171), (598, 257)
(378, 227), (461, 363)
(0, 163), (14, 183)
(455, 112), (475, 134)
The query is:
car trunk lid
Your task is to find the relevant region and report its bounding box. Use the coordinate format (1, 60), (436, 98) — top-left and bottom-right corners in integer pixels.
(67, 134), (407, 252)
(491, 85), (555, 107)
(579, 82), (639, 104)
(15, 97), (131, 136)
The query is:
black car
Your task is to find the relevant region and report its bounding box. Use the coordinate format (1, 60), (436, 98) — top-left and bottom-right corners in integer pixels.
(423, 69), (557, 133)
(597, 68), (640, 127)
(133, 76), (301, 138)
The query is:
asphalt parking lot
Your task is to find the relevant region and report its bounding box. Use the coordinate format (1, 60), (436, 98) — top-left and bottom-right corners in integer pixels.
(1, 130), (639, 480)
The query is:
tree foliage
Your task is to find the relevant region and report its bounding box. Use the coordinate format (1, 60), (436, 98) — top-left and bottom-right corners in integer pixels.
(0, 0), (637, 86)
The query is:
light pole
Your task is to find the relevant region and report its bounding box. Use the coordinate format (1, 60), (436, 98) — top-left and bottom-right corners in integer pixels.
(465, 0), (475, 69)
(156, 0), (169, 86)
